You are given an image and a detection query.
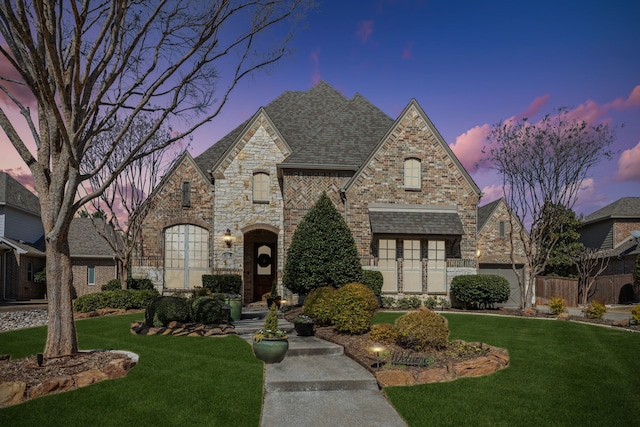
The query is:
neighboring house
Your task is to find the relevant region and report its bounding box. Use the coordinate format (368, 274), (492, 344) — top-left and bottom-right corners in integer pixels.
(476, 198), (528, 308)
(0, 172), (46, 300)
(0, 172), (118, 300)
(134, 81), (484, 304)
(579, 197), (640, 277)
(68, 218), (120, 297)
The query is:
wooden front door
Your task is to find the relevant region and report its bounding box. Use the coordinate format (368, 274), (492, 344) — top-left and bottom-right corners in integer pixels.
(253, 243), (275, 301)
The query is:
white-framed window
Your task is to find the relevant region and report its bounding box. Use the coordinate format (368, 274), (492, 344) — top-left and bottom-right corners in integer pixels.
(253, 172), (269, 202)
(88, 266), (96, 286)
(404, 158), (421, 189)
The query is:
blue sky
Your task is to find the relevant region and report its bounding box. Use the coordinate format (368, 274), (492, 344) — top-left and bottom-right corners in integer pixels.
(2, 0), (639, 217)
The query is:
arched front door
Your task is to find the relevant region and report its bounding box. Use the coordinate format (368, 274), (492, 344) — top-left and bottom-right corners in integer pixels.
(243, 229), (278, 303)
(164, 224), (209, 288)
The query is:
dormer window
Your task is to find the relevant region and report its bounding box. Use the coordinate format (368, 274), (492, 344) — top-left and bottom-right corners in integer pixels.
(404, 158), (421, 189)
(253, 172), (269, 203)
(181, 181), (191, 207)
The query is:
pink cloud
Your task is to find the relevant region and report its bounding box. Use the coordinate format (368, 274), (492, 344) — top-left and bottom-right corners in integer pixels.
(479, 184), (505, 204)
(610, 85), (640, 110)
(310, 49), (321, 86)
(356, 20), (374, 43)
(402, 41), (413, 59)
(1, 167), (35, 193)
(514, 94), (550, 121)
(616, 141), (640, 182)
(449, 123), (491, 172)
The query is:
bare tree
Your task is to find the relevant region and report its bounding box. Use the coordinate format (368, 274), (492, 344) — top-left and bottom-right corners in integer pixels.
(0, 0), (313, 357)
(79, 114), (177, 285)
(574, 247), (610, 305)
(486, 108), (615, 309)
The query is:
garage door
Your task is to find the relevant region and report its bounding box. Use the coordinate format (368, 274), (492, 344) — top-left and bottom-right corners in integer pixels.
(479, 264), (523, 308)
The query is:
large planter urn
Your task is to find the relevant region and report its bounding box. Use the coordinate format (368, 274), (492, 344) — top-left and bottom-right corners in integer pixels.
(252, 338), (289, 363)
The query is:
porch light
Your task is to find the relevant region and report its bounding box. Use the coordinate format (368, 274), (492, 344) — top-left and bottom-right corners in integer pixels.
(223, 229), (233, 247)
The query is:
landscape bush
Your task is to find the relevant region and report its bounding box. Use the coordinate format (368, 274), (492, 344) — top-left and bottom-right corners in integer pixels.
(283, 192), (362, 295)
(191, 295), (227, 325)
(127, 277), (155, 290)
(631, 304), (640, 324)
(423, 296), (438, 310)
(583, 300), (606, 319)
(74, 289), (159, 312)
(303, 286), (337, 325)
(381, 296), (396, 309)
(397, 296), (422, 309)
(202, 274), (242, 294)
(394, 308), (449, 350)
(101, 279), (122, 291)
(330, 283), (378, 334)
(369, 323), (399, 344)
(145, 296), (191, 327)
(548, 296), (566, 315)
(361, 270), (384, 297)
(450, 274), (510, 309)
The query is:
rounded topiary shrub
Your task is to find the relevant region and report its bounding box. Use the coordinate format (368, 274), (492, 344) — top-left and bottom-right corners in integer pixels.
(191, 295), (226, 325)
(74, 289), (159, 312)
(394, 308), (449, 350)
(369, 323), (399, 344)
(102, 279), (122, 291)
(331, 283), (378, 335)
(303, 286), (337, 325)
(145, 296), (191, 327)
(450, 274), (510, 309)
(127, 277), (155, 290)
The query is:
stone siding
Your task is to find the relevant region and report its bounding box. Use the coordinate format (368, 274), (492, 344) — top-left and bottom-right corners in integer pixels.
(477, 200), (526, 262)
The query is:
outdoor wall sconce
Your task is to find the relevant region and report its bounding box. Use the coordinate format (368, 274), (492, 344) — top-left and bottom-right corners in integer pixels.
(223, 229), (233, 247)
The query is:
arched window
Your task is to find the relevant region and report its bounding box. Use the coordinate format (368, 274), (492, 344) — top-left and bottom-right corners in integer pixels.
(404, 158), (421, 189)
(164, 224), (209, 288)
(253, 172), (269, 202)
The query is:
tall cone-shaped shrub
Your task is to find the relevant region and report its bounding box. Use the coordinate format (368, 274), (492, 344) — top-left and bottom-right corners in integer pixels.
(283, 192), (362, 295)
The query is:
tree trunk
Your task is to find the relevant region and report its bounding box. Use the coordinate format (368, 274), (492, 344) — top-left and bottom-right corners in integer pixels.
(43, 233), (78, 358)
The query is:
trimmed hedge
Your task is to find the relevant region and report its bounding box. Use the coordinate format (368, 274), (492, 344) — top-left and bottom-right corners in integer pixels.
(202, 274), (242, 294)
(145, 296), (191, 327)
(74, 289), (160, 312)
(127, 277), (155, 290)
(450, 274), (510, 309)
(362, 270), (383, 297)
(191, 295), (227, 325)
(102, 279), (122, 291)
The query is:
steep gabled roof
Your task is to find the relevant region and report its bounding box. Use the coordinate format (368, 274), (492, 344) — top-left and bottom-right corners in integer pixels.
(478, 198), (503, 231)
(583, 197), (640, 224)
(194, 81), (393, 172)
(0, 172), (40, 215)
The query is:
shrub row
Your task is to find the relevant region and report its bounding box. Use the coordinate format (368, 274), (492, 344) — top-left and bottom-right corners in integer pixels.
(145, 294), (228, 327)
(450, 274), (510, 309)
(381, 296), (451, 310)
(74, 289), (160, 312)
(202, 274), (242, 294)
(303, 283), (378, 334)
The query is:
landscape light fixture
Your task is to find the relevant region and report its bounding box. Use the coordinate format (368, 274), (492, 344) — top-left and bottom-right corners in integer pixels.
(223, 229), (233, 247)
(370, 345), (385, 369)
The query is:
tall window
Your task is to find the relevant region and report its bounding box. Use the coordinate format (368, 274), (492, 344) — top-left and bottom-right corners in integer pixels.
(181, 181), (191, 207)
(404, 158), (421, 189)
(88, 266), (95, 286)
(499, 221), (505, 239)
(27, 262), (34, 281)
(253, 172), (269, 202)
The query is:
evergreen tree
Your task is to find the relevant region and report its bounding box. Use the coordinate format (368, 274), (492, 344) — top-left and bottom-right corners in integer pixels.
(283, 192), (362, 295)
(540, 203), (584, 277)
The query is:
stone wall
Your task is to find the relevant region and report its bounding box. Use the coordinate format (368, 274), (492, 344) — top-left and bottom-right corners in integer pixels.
(477, 200), (526, 262)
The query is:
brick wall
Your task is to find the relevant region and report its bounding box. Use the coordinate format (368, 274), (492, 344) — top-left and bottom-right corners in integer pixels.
(613, 220), (640, 247)
(72, 258), (117, 297)
(477, 200), (526, 262)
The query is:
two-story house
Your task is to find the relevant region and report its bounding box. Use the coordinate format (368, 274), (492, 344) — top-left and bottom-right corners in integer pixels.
(134, 81), (483, 304)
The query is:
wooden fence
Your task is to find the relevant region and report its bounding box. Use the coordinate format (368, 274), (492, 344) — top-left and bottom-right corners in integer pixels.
(536, 274), (636, 306)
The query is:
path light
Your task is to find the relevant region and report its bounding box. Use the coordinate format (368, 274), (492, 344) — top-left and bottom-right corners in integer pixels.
(223, 229), (233, 247)
(370, 345), (385, 368)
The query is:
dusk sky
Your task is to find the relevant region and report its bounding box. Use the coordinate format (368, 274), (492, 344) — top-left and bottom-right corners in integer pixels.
(1, 0), (639, 218)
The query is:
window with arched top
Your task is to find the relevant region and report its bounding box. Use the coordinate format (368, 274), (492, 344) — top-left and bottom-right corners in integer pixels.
(404, 158), (421, 189)
(253, 172), (269, 202)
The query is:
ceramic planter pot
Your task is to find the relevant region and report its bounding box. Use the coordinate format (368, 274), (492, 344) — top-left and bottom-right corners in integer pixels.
(294, 322), (314, 336)
(252, 338), (289, 363)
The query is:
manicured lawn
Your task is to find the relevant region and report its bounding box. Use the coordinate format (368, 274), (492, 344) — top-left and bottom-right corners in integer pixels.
(0, 314), (263, 426)
(377, 312), (640, 427)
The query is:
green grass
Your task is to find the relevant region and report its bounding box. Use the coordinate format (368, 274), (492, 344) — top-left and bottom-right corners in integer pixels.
(0, 314), (263, 427)
(375, 312), (640, 427)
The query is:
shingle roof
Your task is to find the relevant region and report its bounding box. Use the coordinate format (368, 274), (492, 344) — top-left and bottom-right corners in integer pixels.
(583, 197), (640, 224)
(477, 198), (502, 231)
(369, 210), (464, 236)
(194, 81), (394, 172)
(0, 172), (40, 215)
(68, 218), (118, 258)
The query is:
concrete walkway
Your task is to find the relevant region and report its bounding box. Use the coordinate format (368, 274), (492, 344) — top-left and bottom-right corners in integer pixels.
(236, 308), (407, 427)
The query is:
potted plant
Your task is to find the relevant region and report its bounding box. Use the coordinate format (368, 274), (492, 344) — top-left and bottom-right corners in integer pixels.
(266, 281), (282, 309)
(252, 303), (288, 363)
(293, 314), (314, 336)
